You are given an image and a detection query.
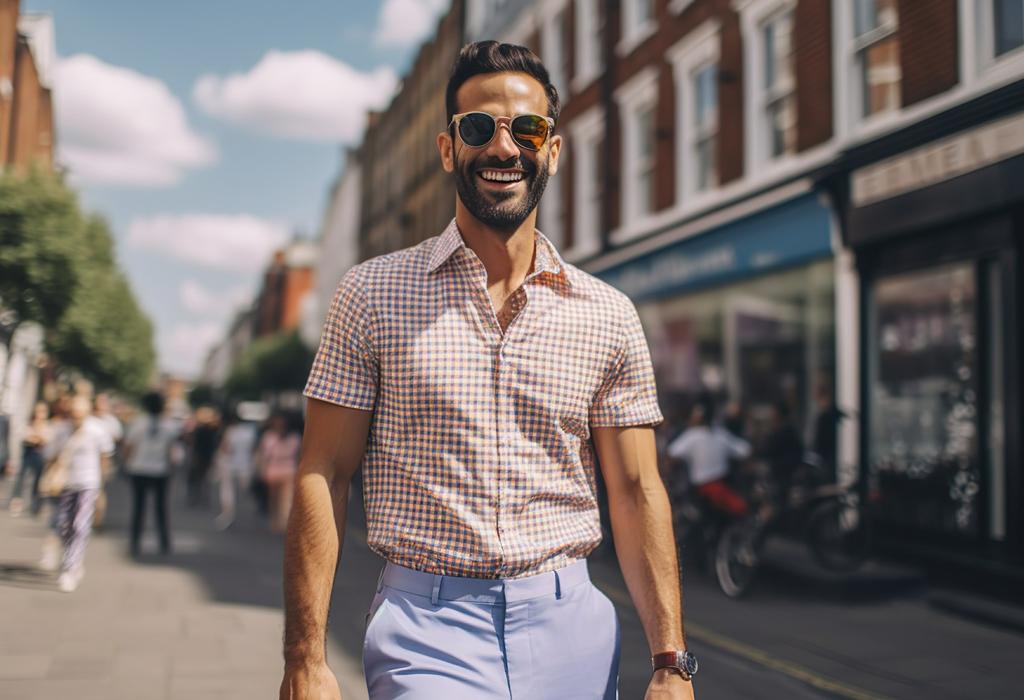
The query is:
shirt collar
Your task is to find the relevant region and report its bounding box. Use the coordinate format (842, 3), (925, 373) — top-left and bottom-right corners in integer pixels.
(426, 218), (572, 288)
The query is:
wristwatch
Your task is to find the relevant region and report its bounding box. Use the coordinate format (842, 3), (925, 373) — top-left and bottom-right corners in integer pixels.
(652, 649), (698, 681)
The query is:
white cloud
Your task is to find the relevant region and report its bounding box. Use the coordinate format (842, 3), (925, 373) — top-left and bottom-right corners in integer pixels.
(179, 279), (253, 318)
(128, 213), (290, 272)
(193, 50), (398, 143)
(161, 320), (225, 378)
(374, 0), (449, 48)
(54, 54), (217, 187)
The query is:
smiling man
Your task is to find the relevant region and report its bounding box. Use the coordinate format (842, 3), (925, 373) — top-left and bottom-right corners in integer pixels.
(281, 41), (696, 700)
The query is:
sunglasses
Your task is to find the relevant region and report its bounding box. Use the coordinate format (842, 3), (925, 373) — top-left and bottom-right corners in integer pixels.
(449, 111), (555, 151)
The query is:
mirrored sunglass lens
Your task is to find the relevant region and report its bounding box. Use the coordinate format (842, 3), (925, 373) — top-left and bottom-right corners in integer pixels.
(459, 113), (496, 146)
(512, 115), (549, 150)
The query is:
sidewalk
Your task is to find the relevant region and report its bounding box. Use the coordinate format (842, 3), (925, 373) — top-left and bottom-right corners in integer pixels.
(0, 477), (369, 700)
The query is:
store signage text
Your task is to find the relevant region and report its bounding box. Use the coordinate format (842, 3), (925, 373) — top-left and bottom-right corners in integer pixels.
(852, 112), (1024, 207)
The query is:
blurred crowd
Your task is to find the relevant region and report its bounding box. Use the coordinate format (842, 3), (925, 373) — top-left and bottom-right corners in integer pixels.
(2, 384), (305, 593)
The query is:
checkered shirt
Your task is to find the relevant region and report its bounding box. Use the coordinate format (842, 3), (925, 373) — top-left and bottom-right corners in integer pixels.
(304, 219), (663, 578)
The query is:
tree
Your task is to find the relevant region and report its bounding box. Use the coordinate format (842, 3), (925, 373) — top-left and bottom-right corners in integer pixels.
(0, 168), (83, 342)
(0, 169), (155, 396)
(224, 331), (314, 401)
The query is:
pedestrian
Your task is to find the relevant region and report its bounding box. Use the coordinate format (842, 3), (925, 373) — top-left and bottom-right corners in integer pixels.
(281, 42), (696, 699)
(214, 408), (258, 531)
(668, 400), (753, 519)
(257, 411), (300, 533)
(6, 401), (52, 517)
(40, 395), (114, 592)
(91, 392), (123, 529)
(123, 391), (179, 557)
(185, 406), (220, 508)
(761, 400), (804, 511)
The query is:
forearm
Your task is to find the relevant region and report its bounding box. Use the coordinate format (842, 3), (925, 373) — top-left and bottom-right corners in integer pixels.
(283, 470), (348, 666)
(608, 478), (685, 653)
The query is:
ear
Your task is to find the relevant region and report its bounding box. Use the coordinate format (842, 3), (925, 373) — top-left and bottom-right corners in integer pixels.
(437, 130), (455, 173)
(546, 134), (563, 177)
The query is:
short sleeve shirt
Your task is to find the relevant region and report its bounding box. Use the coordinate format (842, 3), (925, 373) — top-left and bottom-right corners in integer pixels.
(305, 220), (663, 578)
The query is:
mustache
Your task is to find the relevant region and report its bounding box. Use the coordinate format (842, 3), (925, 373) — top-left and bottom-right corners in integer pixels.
(471, 156), (536, 175)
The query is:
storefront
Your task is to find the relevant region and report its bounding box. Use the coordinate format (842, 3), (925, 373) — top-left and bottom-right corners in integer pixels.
(593, 191), (836, 449)
(823, 83), (1024, 573)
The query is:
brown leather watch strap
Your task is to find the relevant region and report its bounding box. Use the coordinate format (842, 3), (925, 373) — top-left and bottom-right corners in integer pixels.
(652, 651), (691, 680)
(652, 651), (681, 670)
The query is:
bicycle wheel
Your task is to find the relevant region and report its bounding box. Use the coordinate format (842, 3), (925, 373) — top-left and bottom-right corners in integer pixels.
(714, 520), (760, 599)
(806, 499), (870, 573)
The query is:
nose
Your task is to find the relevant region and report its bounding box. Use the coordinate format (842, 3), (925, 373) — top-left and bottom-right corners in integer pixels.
(488, 122), (521, 161)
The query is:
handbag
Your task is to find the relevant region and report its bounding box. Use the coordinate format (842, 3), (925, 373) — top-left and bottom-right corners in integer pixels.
(38, 426), (84, 497)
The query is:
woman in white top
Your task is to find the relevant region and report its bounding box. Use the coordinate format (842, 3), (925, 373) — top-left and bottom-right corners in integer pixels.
(123, 392), (180, 557)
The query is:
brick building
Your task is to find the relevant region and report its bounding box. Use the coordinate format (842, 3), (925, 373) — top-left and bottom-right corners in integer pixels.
(359, 0), (466, 261)
(254, 241), (317, 338)
(0, 2), (54, 171)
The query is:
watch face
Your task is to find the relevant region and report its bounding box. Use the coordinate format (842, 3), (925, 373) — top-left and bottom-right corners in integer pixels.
(681, 650), (699, 676)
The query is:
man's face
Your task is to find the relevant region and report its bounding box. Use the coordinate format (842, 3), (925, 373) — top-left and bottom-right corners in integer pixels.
(439, 72), (561, 235)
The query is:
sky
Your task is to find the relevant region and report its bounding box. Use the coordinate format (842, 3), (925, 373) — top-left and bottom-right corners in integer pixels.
(23, 0), (450, 378)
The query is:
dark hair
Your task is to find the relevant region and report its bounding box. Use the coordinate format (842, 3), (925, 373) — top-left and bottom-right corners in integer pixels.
(445, 41), (561, 126)
(141, 391), (165, 417)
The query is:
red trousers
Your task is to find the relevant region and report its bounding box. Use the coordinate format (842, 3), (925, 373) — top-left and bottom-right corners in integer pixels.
(696, 479), (749, 518)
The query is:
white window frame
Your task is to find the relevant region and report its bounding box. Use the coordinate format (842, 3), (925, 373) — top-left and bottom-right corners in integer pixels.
(833, 0), (902, 141)
(737, 0), (798, 175)
(618, 0), (658, 57)
(961, 0), (1024, 87)
(540, 0), (571, 99)
(573, 0), (605, 92)
(613, 66), (660, 239)
(667, 19), (721, 209)
(567, 104), (606, 261)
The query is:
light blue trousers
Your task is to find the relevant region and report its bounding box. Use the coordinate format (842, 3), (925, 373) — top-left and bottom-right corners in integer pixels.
(362, 559), (620, 699)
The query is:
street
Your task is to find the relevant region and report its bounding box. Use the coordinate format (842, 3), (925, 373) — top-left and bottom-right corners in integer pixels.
(1, 477), (1021, 700)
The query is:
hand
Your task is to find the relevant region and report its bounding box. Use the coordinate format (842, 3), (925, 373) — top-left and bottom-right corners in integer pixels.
(280, 661), (342, 700)
(645, 668), (695, 699)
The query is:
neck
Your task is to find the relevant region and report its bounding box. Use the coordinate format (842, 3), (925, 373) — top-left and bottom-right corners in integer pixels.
(454, 200), (537, 290)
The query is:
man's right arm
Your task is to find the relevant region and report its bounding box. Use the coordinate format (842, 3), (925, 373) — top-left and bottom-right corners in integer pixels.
(280, 398), (373, 700)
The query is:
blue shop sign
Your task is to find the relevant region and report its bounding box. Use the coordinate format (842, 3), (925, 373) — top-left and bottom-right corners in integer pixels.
(598, 193), (833, 302)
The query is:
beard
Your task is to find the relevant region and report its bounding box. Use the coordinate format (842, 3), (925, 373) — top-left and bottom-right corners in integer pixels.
(453, 150), (550, 235)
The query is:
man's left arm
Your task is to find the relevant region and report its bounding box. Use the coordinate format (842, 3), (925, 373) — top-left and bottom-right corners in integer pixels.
(593, 425), (695, 700)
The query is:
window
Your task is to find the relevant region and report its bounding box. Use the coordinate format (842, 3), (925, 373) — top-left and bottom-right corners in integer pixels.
(693, 64), (718, 192)
(668, 19), (720, 205)
(614, 67), (660, 227)
(636, 103), (657, 216)
(569, 106), (606, 259)
(993, 0), (1024, 57)
(762, 10), (796, 158)
(574, 0), (606, 89)
(619, 0), (657, 56)
(543, 4), (571, 98)
(852, 0), (900, 118)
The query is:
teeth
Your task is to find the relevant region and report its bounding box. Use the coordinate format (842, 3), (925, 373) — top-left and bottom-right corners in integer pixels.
(480, 170), (523, 182)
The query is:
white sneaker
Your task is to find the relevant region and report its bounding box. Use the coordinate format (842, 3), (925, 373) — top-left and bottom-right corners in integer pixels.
(39, 536), (60, 572)
(57, 571), (78, 593)
(9, 498), (24, 517)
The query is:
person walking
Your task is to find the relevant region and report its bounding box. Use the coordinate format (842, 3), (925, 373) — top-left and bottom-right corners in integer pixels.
(91, 392), (123, 529)
(42, 395), (114, 592)
(185, 406), (220, 508)
(7, 401), (52, 517)
(123, 391), (179, 557)
(257, 412), (300, 533)
(214, 409), (257, 531)
(281, 42), (696, 700)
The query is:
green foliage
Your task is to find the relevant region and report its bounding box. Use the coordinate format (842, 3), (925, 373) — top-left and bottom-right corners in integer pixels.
(225, 331), (314, 401)
(0, 169), (155, 395)
(0, 168), (83, 329)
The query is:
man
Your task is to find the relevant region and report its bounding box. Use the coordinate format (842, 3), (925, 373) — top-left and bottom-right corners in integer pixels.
(282, 42), (696, 699)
